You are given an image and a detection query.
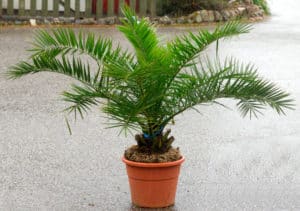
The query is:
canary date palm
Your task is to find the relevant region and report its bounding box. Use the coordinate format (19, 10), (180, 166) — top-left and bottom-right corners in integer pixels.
(7, 6), (293, 154)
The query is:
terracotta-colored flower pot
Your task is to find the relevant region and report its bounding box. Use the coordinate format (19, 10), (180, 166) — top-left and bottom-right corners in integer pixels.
(122, 156), (185, 208)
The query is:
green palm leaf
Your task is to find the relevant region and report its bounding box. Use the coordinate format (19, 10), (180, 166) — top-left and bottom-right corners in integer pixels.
(31, 28), (113, 61)
(168, 21), (252, 69)
(8, 54), (96, 86)
(161, 58), (293, 125)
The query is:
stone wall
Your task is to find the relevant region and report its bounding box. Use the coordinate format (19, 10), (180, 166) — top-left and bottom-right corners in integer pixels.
(0, 1), (265, 26)
(157, 1), (265, 25)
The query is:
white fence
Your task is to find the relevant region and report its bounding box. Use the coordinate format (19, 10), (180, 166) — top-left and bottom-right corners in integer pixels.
(1, 0), (86, 11)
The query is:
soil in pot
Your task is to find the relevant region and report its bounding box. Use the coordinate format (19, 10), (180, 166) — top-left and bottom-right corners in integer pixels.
(124, 145), (182, 163)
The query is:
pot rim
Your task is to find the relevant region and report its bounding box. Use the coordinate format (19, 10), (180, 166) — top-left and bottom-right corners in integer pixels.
(122, 156), (185, 168)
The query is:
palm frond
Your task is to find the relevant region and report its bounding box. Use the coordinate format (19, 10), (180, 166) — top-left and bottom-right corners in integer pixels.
(62, 84), (104, 119)
(168, 21), (251, 68)
(30, 28), (136, 80)
(31, 28), (113, 61)
(162, 58), (293, 123)
(118, 6), (162, 64)
(7, 54), (96, 86)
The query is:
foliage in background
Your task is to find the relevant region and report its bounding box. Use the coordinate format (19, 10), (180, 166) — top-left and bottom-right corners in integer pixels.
(163, 0), (230, 16)
(8, 6), (292, 153)
(253, 0), (270, 14)
(163, 0), (270, 16)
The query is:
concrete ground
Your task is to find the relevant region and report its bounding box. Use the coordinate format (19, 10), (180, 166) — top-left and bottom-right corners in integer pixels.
(0, 0), (300, 210)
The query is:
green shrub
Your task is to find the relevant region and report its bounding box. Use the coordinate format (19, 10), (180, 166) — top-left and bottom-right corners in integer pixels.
(163, 0), (229, 16)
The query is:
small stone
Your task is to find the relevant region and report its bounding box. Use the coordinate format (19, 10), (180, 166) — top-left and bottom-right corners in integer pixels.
(214, 11), (223, 22)
(246, 4), (261, 14)
(221, 10), (231, 21)
(14, 20), (22, 25)
(229, 10), (237, 18)
(150, 17), (159, 24)
(18, 16), (29, 21)
(144, 17), (150, 22)
(105, 17), (116, 25)
(255, 10), (264, 17)
(208, 11), (215, 22)
(81, 18), (96, 25)
(238, 7), (246, 14)
(96, 18), (106, 25)
(44, 18), (51, 25)
(187, 18), (194, 24)
(47, 17), (54, 22)
(228, 0), (237, 4)
(200, 10), (215, 22)
(29, 19), (37, 26)
(187, 13), (196, 23)
(176, 16), (187, 24)
(159, 16), (172, 25)
(58, 17), (66, 22)
(247, 4), (264, 18)
(75, 19), (81, 24)
(64, 17), (75, 24)
(53, 18), (60, 24)
(151, 20), (159, 25)
(151, 17), (160, 22)
(200, 10), (208, 22)
(194, 11), (202, 23)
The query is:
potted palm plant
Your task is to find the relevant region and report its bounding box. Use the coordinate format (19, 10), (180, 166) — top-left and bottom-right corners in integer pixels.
(7, 6), (293, 208)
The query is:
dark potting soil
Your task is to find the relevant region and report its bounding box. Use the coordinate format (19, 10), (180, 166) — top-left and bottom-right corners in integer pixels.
(124, 145), (182, 163)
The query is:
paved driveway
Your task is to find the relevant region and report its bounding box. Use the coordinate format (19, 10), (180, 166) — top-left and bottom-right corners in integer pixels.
(0, 0), (299, 210)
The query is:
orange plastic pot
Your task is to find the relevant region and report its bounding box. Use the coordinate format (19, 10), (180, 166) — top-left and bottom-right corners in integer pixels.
(122, 156), (185, 208)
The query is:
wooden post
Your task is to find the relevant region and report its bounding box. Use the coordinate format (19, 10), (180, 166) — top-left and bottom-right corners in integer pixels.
(139, 0), (147, 16)
(75, 1), (80, 19)
(130, 0), (136, 12)
(19, 0), (26, 16)
(30, 0), (36, 16)
(64, 0), (71, 17)
(53, 0), (59, 17)
(42, 0), (48, 16)
(0, 0), (2, 16)
(86, 0), (92, 17)
(7, 0), (13, 15)
(119, 0), (125, 16)
(75, 0), (80, 18)
(107, 0), (114, 16)
(96, 0), (103, 19)
(150, 0), (157, 17)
